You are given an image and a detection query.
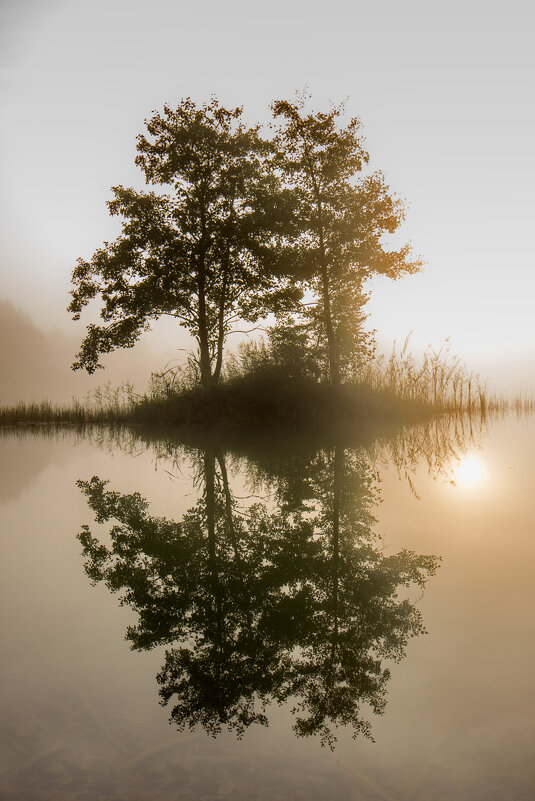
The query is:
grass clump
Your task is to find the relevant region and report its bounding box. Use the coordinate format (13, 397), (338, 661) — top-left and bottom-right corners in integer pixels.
(132, 365), (431, 430)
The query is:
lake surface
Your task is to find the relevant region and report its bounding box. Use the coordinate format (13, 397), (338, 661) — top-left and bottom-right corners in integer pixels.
(1, 413), (534, 800)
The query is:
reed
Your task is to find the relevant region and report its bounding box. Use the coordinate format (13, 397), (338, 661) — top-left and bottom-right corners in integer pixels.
(0, 381), (139, 426)
(360, 337), (535, 416)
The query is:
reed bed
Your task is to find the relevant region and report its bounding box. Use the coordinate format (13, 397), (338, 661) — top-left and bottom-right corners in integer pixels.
(360, 336), (534, 416)
(0, 399), (128, 426)
(0, 382), (139, 426)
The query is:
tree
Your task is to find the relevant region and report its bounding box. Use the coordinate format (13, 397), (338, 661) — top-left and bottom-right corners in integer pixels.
(272, 94), (422, 386)
(68, 98), (297, 387)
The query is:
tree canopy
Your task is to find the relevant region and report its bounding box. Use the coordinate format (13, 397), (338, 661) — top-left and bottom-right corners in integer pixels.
(69, 98), (297, 386)
(271, 94), (422, 385)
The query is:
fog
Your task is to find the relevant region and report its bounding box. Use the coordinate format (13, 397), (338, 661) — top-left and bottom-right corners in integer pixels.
(1, 298), (532, 406)
(0, 300), (180, 404)
(2, 0), (534, 388)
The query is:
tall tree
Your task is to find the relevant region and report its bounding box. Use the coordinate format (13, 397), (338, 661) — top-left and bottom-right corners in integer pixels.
(272, 94), (422, 386)
(69, 98), (297, 387)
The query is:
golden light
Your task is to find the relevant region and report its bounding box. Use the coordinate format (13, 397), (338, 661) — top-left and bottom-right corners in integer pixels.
(452, 452), (488, 489)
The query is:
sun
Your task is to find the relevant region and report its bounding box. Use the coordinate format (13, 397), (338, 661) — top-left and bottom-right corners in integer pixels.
(452, 452), (488, 489)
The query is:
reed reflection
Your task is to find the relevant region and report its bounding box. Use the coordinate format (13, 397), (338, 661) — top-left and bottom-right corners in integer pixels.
(77, 444), (439, 747)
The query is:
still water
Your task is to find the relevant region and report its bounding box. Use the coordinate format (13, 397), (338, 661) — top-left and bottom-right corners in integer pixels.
(1, 413), (534, 800)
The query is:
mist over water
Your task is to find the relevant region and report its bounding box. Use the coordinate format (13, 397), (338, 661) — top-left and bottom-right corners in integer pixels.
(1, 299), (533, 410)
(1, 412), (534, 800)
(0, 300), (174, 404)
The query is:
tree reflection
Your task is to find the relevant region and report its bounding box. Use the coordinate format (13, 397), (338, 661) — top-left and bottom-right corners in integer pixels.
(77, 445), (439, 747)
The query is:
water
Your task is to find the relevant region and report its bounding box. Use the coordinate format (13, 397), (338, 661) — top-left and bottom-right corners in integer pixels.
(1, 414), (534, 800)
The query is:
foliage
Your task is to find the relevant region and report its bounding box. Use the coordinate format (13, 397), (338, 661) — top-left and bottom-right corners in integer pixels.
(67, 91), (427, 390)
(224, 322), (321, 380)
(271, 92), (422, 384)
(69, 98), (299, 385)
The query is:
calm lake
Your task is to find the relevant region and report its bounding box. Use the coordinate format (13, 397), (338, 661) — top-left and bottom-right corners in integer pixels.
(1, 412), (534, 800)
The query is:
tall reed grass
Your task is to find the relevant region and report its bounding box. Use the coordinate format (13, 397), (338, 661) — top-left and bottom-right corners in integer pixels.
(0, 381), (139, 426)
(360, 335), (534, 416)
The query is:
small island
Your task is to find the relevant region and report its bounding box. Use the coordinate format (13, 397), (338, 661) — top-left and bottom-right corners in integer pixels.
(1, 94), (528, 432)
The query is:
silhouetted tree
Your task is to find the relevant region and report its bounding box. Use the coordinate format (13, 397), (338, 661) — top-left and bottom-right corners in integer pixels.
(272, 93), (422, 385)
(69, 98), (298, 386)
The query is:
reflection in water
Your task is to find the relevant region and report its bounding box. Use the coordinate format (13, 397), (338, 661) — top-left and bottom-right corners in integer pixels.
(69, 405), (496, 496)
(452, 451), (488, 488)
(77, 443), (439, 747)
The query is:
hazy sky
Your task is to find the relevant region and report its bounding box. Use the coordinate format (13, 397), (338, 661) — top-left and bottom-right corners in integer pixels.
(1, 0), (533, 388)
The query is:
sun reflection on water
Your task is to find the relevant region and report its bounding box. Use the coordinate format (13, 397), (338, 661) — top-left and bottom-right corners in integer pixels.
(452, 452), (488, 489)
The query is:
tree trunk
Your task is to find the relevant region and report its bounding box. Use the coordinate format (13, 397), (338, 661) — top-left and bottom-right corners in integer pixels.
(197, 261), (213, 389)
(213, 253), (230, 385)
(197, 325), (212, 389)
(320, 260), (341, 387)
(197, 195), (213, 390)
(302, 137), (341, 388)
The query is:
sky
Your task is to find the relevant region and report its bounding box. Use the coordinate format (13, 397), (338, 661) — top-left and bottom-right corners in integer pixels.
(1, 0), (534, 393)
